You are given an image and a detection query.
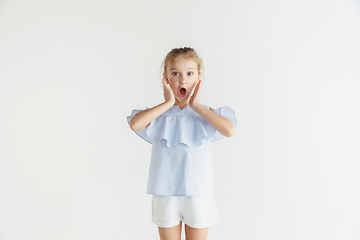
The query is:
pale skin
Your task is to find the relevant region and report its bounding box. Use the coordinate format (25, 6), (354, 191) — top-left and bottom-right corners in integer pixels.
(129, 57), (235, 137)
(129, 57), (235, 240)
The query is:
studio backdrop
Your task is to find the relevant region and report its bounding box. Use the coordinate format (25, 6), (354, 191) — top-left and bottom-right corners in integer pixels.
(0, 0), (359, 239)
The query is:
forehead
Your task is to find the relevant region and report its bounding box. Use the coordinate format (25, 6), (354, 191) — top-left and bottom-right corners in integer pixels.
(170, 57), (197, 70)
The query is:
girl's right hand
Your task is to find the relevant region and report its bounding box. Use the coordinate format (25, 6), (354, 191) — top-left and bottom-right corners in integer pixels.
(162, 78), (175, 105)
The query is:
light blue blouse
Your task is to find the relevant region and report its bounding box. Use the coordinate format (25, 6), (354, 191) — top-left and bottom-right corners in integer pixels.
(127, 104), (237, 196)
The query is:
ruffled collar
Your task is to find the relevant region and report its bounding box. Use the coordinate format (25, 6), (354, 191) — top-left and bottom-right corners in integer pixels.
(128, 105), (236, 148)
(145, 104), (215, 148)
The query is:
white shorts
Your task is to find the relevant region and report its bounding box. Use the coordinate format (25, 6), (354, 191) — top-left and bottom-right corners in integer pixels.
(151, 195), (220, 229)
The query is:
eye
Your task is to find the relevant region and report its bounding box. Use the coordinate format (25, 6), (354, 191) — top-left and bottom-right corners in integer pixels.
(187, 72), (193, 76)
(172, 72), (179, 76)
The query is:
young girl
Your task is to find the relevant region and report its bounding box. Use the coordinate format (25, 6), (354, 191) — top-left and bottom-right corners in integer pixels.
(127, 47), (237, 240)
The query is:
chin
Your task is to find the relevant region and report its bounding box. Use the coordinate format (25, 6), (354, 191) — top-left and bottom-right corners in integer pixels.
(176, 97), (189, 102)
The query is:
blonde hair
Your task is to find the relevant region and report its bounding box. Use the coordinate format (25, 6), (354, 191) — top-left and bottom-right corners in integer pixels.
(161, 47), (204, 76)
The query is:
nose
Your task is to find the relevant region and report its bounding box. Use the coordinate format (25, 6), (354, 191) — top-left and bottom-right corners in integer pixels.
(180, 76), (187, 84)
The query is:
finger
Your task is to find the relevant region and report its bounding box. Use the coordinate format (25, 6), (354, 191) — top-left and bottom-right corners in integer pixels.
(162, 78), (168, 89)
(163, 78), (170, 88)
(193, 80), (202, 94)
(197, 80), (202, 92)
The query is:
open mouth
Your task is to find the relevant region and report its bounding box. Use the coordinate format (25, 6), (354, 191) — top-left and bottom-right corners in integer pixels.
(179, 87), (186, 97)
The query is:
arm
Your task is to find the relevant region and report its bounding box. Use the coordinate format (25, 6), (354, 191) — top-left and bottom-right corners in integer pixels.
(193, 105), (235, 138)
(129, 78), (175, 132)
(189, 79), (235, 138)
(129, 101), (173, 131)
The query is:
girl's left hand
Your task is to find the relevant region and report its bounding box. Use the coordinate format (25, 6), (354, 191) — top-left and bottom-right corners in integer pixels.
(189, 79), (202, 110)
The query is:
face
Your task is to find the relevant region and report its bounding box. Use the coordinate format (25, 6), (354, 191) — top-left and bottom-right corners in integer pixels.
(163, 57), (201, 104)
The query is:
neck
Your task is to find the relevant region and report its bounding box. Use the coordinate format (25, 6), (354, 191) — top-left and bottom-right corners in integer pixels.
(174, 100), (189, 110)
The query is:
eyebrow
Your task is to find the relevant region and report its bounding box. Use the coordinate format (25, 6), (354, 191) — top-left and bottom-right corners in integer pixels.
(170, 68), (196, 71)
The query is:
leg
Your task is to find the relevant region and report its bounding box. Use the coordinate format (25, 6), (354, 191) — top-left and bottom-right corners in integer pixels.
(185, 224), (209, 240)
(158, 221), (182, 240)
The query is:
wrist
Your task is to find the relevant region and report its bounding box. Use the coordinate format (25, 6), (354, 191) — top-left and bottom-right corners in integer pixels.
(190, 102), (203, 112)
(163, 100), (174, 108)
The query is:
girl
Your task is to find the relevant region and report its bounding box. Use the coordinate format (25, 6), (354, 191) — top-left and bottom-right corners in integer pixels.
(127, 47), (237, 240)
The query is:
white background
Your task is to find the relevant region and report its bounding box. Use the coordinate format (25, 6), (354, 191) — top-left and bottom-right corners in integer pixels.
(1, 0), (360, 239)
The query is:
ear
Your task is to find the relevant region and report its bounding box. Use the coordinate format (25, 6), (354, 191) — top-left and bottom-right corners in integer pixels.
(198, 72), (202, 81)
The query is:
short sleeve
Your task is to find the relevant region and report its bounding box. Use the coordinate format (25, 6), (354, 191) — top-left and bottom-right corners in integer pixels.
(210, 106), (238, 142)
(127, 108), (153, 144)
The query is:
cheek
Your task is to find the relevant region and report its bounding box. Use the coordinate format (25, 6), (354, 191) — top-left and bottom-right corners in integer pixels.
(169, 82), (178, 92)
(191, 82), (198, 89)
(167, 76), (176, 84)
